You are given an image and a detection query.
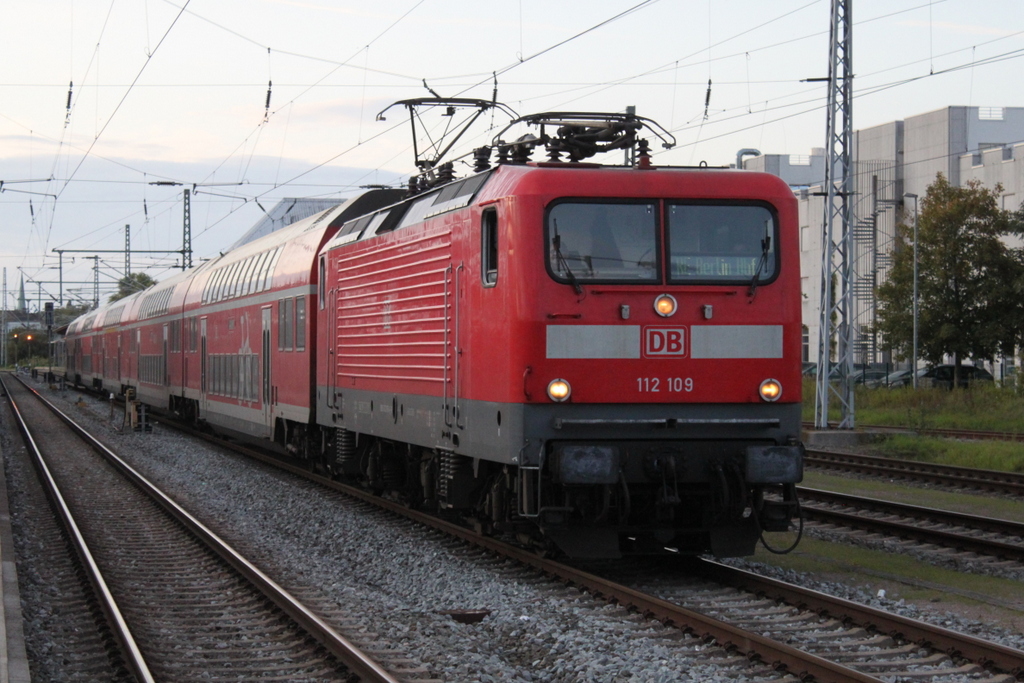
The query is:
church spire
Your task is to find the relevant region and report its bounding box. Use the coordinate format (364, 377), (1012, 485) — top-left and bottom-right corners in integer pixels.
(17, 275), (26, 313)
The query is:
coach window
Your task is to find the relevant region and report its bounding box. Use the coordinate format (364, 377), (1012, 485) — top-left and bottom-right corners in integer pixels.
(248, 251), (266, 293)
(239, 256), (257, 296)
(203, 272), (216, 304)
(262, 247), (282, 292)
(481, 208), (498, 286)
(226, 262), (239, 299)
(210, 267), (223, 303)
(318, 257), (326, 309)
(215, 266), (231, 302)
(295, 296), (306, 351)
(666, 203), (777, 285)
(230, 261), (245, 298)
(278, 297), (293, 351)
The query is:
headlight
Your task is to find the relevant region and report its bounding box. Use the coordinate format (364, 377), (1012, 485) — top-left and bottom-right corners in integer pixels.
(759, 378), (782, 402)
(654, 294), (677, 317)
(547, 379), (572, 402)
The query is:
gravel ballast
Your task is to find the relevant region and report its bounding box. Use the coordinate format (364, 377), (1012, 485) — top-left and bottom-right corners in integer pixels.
(24, 384), (795, 683)
(11, 378), (1024, 680)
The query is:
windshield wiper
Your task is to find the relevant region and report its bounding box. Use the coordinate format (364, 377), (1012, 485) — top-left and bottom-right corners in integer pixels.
(747, 233), (771, 299)
(552, 221), (583, 295)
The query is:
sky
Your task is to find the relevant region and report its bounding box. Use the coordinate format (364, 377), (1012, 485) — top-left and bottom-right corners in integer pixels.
(1, 0), (1021, 308)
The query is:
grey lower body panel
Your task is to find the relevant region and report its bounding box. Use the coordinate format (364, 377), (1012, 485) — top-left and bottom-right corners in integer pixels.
(316, 384), (801, 467)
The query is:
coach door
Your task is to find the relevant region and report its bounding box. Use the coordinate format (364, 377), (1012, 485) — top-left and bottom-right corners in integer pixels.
(326, 288), (337, 409)
(162, 324), (169, 387)
(261, 306), (272, 425)
(200, 318), (208, 412)
(134, 329), (141, 382)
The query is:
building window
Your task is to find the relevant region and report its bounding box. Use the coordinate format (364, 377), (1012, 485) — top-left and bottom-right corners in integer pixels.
(978, 107), (1004, 121)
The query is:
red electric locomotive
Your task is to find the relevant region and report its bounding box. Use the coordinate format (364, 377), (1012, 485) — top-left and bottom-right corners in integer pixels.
(63, 105), (803, 558)
(312, 107), (803, 557)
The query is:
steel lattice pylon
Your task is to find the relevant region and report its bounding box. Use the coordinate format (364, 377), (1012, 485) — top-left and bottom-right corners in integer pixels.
(182, 188), (192, 270)
(815, 0), (855, 429)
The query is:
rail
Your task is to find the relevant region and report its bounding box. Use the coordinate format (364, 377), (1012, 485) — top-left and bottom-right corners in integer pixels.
(6, 373), (400, 683)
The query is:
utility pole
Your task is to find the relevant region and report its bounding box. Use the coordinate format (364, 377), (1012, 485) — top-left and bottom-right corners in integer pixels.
(182, 188), (192, 270)
(86, 256), (100, 308)
(147, 181), (192, 270)
(1, 268), (6, 366)
(904, 193), (919, 388)
(814, 0), (855, 429)
(125, 224), (131, 278)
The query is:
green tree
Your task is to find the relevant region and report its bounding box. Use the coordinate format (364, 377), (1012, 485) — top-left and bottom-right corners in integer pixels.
(7, 326), (41, 366)
(109, 272), (157, 303)
(55, 303), (91, 327)
(876, 175), (1020, 377)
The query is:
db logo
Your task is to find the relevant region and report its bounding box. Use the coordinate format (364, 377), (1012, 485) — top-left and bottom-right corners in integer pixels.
(644, 327), (687, 357)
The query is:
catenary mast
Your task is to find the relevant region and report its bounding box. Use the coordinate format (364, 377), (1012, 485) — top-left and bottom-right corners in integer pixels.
(815, 0), (855, 429)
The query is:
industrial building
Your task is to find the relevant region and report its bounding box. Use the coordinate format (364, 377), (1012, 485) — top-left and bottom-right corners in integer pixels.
(742, 106), (1024, 377)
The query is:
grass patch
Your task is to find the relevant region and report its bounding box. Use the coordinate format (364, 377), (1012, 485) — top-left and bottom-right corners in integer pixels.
(802, 378), (1024, 472)
(803, 378), (1024, 432)
(868, 435), (1024, 473)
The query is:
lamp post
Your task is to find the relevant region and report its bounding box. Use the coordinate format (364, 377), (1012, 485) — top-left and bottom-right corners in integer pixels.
(12, 333), (17, 368)
(904, 193), (919, 389)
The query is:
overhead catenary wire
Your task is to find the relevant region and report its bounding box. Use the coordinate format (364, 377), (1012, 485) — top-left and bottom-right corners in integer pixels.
(56, 1), (192, 200)
(453, 0), (663, 99)
(5, 0), (1015, 290)
(189, 0), (426, 193)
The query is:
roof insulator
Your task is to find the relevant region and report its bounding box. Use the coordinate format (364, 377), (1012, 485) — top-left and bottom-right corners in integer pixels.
(473, 146), (492, 173)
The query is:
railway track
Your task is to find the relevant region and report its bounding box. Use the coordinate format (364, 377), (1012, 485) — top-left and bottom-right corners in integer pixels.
(139, 397), (1024, 682)
(806, 449), (1024, 497)
(805, 422), (1024, 443)
(36, 377), (1024, 681)
(2, 373), (404, 683)
(617, 558), (1024, 683)
(861, 424), (1024, 442)
(798, 486), (1024, 564)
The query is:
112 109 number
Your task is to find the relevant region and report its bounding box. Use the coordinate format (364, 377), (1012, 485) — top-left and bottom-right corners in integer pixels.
(637, 377), (694, 393)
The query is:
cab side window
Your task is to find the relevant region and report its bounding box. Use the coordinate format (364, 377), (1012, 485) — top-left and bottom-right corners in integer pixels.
(482, 208), (498, 286)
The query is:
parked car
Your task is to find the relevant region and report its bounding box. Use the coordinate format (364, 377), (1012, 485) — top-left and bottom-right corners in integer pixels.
(866, 369), (912, 388)
(803, 363), (890, 384)
(889, 365), (994, 390)
(852, 369), (889, 385)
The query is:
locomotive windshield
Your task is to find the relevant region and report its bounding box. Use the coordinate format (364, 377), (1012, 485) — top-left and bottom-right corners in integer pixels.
(667, 203), (776, 284)
(547, 201), (658, 283)
(545, 200), (777, 286)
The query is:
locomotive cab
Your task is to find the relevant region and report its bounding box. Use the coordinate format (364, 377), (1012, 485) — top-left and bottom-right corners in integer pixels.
(499, 173), (804, 557)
